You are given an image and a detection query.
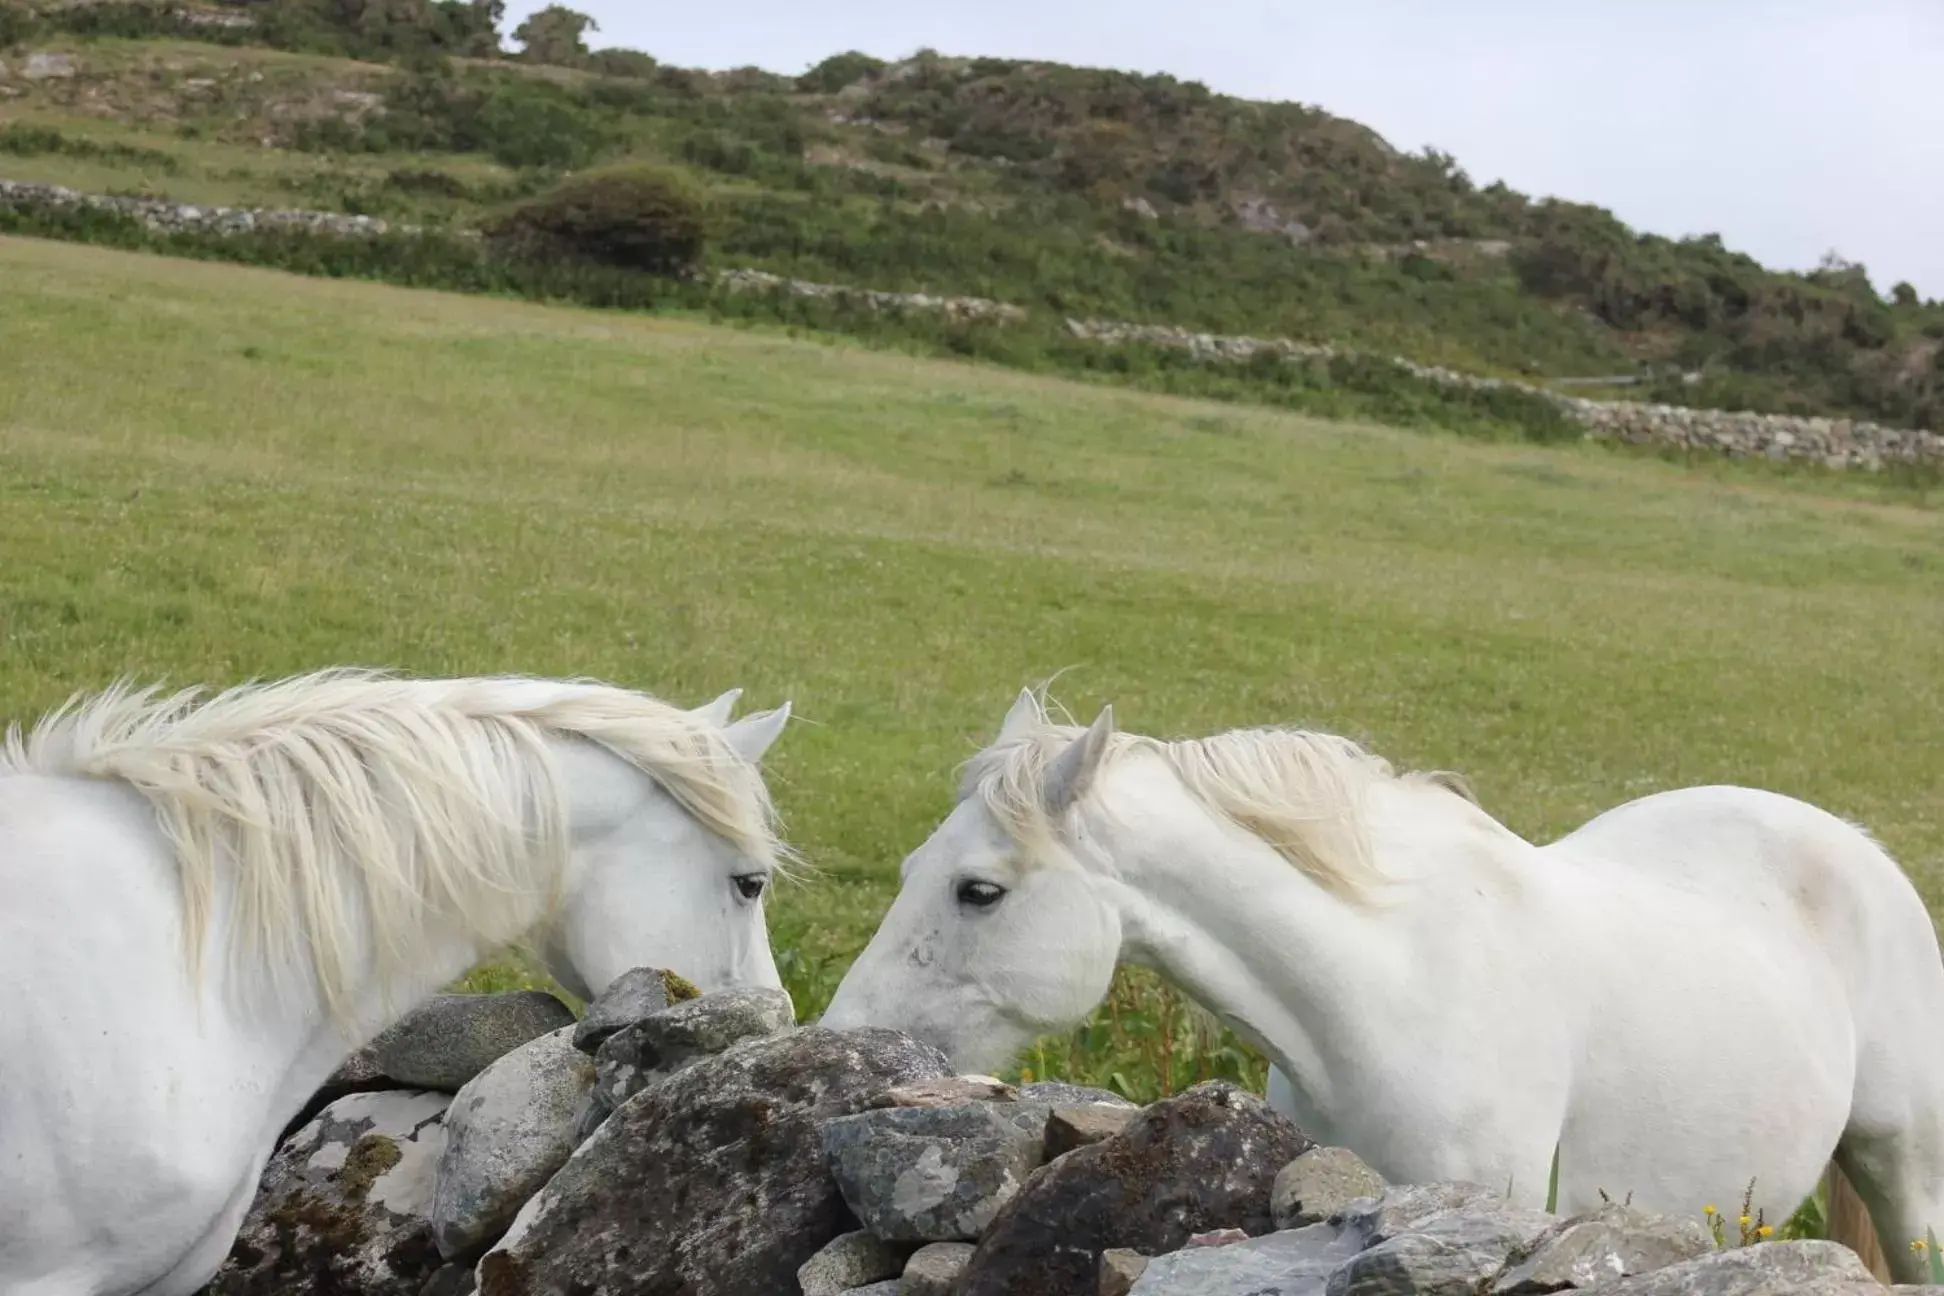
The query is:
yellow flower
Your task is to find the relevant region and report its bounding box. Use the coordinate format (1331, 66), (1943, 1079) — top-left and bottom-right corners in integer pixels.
(1703, 1205), (1717, 1215)
(1757, 1225), (1773, 1238)
(1738, 1215), (1751, 1226)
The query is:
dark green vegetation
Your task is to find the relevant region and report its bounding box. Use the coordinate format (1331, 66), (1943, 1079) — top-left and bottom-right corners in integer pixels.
(2, 0), (1940, 432)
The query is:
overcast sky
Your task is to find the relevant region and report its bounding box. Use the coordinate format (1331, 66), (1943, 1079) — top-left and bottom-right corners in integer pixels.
(501, 1), (1944, 300)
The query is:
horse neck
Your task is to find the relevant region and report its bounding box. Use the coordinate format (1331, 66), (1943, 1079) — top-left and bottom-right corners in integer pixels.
(1084, 764), (1507, 1119)
(239, 734), (639, 1066)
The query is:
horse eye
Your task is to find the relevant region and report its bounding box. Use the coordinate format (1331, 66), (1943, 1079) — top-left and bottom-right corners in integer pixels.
(956, 879), (1007, 909)
(733, 873), (768, 901)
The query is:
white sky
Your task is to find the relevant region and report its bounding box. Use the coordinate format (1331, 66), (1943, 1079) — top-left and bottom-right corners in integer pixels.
(501, 1), (1944, 300)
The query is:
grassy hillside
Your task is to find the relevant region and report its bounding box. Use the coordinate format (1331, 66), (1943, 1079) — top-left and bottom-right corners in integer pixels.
(2, 4), (1941, 432)
(5, 235), (1942, 1107)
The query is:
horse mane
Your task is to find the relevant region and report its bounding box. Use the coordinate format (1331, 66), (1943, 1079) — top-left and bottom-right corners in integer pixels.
(1, 667), (785, 1019)
(959, 706), (1477, 904)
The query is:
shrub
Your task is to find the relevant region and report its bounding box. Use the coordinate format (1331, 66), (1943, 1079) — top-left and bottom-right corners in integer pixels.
(0, 3), (38, 47)
(483, 163), (714, 276)
(473, 79), (612, 168)
(0, 123), (181, 173)
(797, 50), (885, 94)
(585, 48), (659, 79)
(383, 167), (473, 199)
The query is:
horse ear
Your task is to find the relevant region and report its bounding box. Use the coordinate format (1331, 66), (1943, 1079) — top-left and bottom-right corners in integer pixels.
(724, 700), (791, 764)
(996, 687), (1043, 743)
(1042, 705), (1114, 817)
(692, 687), (743, 727)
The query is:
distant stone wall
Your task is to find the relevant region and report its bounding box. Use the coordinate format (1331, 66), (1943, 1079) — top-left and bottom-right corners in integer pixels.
(4, 176), (1936, 470)
(0, 178), (404, 238)
(714, 266), (1029, 323)
(1063, 318), (1944, 471)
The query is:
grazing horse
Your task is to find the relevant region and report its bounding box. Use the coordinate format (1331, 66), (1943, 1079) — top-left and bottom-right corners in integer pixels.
(0, 668), (794, 1296)
(821, 688), (1944, 1283)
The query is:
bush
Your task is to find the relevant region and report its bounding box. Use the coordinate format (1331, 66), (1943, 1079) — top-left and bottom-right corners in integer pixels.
(0, 122), (181, 173)
(483, 163), (714, 276)
(585, 48), (659, 79)
(798, 50), (885, 94)
(0, 3), (38, 47)
(473, 80), (612, 168)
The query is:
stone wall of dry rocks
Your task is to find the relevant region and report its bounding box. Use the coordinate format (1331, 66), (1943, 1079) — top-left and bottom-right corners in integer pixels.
(195, 975), (1890, 1295)
(0, 177), (404, 238)
(1061, 318), (1944, 472)
(714, 265), (1030, 323)
(5, 176), (1936, 472)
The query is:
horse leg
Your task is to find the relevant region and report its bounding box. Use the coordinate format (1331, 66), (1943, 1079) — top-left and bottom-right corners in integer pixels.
(1830, 1118), (1944, 1287)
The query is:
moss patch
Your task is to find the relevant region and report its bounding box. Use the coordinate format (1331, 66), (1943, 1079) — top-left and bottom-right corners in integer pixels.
(337, 1132), (403, 1201)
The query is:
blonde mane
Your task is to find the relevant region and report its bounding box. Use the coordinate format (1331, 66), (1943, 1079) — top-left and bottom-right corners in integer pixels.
(960, 707), (1475, 903)
(1, 667), (786, 1018)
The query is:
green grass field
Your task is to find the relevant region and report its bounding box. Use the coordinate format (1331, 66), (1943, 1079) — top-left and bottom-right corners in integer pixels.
(4, 234), (1943, 1103)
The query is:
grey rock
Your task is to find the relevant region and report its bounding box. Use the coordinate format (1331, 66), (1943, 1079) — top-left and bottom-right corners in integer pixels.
(1017, 1081), (1138, 1108)
(956, 1080), (1315, 1296)
(1099, 1249), (1149, 1296)
(368, 992), (574, 1093)
(1129, 1222), (1362, 1296)
(418, 1265), (476, 1296)
(475, 1026), (948, 1296)
(842, 1284), (903, 1296)
(1326, 1199), (1559, 1296)
(799, 1230), (911, 1296)
(1335, 1181), (1507, 1244)
(1568, 1239), (1873, 1294)
(568, 964), (691, 1054)
(868, 1075), (1020, 1109)
(1272, 1146), (1387, 1230)
(1045, 1104), (1139, 1159)
(428, 1025), (593, 1262)
(575, 1051), (640, 1142)
(900, 1241), (977, 1295)
(280, 1045), (397, 1147)
(823, 1102), (1051, 1242)
(22, 52), (76, 80)
(206, 1090), (450, 1295)
(633, 984), (797, 1061)
(579, 985), (796, 1139)
(1492, 1204), (1714, 1293)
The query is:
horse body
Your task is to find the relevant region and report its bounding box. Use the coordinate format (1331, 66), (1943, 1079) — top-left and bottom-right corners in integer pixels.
(1268, 783), (1881, 1215)
(822, 690), (1944, 1283)
(0, 671), (794, 1296)
(1, 773), (293, 1296)
(1545, 783), (1942, 1268)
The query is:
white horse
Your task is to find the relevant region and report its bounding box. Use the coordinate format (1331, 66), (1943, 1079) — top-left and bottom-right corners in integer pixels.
(0, 668), (795, 1296)
(821, 689), (1944, 1284)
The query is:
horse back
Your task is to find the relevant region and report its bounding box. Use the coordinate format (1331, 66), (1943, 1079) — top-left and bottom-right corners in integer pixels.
(1545, 783), (1939, 1004)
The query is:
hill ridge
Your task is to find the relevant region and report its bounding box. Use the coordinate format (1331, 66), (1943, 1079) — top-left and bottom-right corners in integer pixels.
(0, 4), (1938, 431)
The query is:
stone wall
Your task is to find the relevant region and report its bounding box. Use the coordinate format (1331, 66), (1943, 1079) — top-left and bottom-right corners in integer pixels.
(197, 977), (1884, 1295)
(4, 176), (1937, 471)
(1061, 318), (1944, 471)
(714, 265), (1029, 323)
(0, 177), (404, 238)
